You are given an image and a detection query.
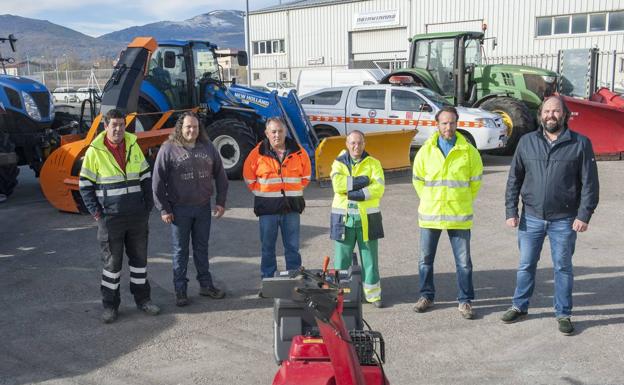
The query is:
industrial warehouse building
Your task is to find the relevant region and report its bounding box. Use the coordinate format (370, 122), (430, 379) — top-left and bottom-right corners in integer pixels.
(246, 0), (624, 91)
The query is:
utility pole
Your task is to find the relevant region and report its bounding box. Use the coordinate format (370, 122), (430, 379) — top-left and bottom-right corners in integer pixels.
(245, 0), (252, 85)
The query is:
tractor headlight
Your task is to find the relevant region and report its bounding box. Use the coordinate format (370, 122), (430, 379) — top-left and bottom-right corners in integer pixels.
(21, 91), (42, 121)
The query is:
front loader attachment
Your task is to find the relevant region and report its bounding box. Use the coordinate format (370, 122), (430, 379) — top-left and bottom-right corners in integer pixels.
(314, 129), (416, 182)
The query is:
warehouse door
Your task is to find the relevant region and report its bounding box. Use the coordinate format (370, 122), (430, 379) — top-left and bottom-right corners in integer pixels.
(349, 27), (408, 71)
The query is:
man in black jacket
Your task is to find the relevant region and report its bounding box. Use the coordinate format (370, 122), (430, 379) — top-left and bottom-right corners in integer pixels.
(501, 96), (599, 335)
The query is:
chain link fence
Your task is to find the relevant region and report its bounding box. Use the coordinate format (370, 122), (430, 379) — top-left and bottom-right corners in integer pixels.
(21, 68), (114, 91)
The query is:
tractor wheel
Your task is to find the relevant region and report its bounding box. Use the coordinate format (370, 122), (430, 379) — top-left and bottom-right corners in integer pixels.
(206, 119), (257, 180)
(479, 97), (535, 155)
(0, 164), (19, 199)
(0, 132), (19, 200)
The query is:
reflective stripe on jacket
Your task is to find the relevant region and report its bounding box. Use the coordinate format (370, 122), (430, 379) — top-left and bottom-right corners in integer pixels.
(79, 131), (153, 216)
(330, 150), (385, 242)
(243, 137), (311, 216)
(412, 131), (483, 229)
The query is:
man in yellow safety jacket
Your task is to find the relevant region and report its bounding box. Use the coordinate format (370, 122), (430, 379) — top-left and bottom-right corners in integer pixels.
(79, 109), (160, 324)
(330, 130), (385, 308)
(412, 106), (483, 319)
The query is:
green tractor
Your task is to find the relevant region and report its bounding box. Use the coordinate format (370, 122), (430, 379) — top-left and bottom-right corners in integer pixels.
(381, 31), (558, 153)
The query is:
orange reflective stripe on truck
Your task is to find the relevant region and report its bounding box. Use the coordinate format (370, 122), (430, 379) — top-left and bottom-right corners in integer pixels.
(308, 115), (484, 128)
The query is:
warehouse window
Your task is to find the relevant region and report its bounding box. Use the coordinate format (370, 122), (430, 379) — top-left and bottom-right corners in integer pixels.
(571, 14), (587, 34)
(536, 17), (552, 36)
(590, 13), (606, 32)
(536, 11), (623, 36)
(554, 16), (570, 34)
(609, 11), (624, 31)
(252, 39), (285, 56)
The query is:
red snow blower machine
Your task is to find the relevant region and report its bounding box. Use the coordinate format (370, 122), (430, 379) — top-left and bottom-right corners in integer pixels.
(261, 256), (389, 385)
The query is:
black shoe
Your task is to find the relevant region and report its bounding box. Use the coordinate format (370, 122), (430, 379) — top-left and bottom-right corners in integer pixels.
(258, 290), (266, 298)
(557, 317), (574, 335)
(501, 307), (528, 323)
(176, 292), (189, 307)
(199, 286), (225, 299)
(138, 301), (161, 316)
(372, 300), (384, 308)
(101, 308), (118, 324)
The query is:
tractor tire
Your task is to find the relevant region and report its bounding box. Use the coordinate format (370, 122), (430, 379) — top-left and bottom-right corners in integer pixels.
(0, 132), (19, 199)
(0, 164), (19, 199)
(479, 96), (535, 155)
(206, 119), (257, 180)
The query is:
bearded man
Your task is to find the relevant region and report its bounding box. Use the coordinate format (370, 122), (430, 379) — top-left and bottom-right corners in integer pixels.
(501, 96), (599, 335)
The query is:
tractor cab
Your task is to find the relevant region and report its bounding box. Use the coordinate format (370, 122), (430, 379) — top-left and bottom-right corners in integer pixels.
(408, 31), (484, 105)
(143, 41), (248, 112)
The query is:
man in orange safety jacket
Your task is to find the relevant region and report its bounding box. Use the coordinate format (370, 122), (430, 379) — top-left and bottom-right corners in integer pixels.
(243, 117), (311, 295)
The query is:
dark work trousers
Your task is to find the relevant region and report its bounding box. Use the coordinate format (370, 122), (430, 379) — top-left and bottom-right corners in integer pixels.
(97, 213), (151, 310)
(171, 203), (215, 294)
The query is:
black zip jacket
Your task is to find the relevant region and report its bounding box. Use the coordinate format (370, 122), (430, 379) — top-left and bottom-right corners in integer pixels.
(505, 127), (599, 223)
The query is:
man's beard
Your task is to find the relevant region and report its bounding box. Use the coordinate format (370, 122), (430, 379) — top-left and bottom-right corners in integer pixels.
(542, 118), (564, 133)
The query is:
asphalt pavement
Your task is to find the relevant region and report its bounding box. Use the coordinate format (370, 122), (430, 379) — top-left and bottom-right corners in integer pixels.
(1, 155), (623, 385)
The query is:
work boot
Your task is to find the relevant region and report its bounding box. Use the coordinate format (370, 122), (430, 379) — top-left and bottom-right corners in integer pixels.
(138, 301), (161, 316)
(557, 317), (575, 336)
(458, 302), (475, 319)
(413, 297), (433, 313)
(500, 307), (528, 323)
(101, 308), (118, 324)
(258, 290), (266, 298)
(199, 286), (225, 299)
(176, 292), (189, 307)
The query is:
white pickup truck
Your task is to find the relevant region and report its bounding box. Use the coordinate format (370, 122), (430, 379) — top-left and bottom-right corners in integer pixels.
(300, 85), (508, 150)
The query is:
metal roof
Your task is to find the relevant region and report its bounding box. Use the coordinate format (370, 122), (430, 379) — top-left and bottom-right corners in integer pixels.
(251, 0), (367, 14)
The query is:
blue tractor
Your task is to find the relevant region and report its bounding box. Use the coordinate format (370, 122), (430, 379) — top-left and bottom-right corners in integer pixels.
(0, 34), (58, 200)
(135, 40), (317, 178)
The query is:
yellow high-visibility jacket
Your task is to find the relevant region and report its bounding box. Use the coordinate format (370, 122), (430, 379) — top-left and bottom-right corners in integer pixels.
(412, 131), (483, 229)
(330, 150), (385, 242)
(79, 131), (153, 216)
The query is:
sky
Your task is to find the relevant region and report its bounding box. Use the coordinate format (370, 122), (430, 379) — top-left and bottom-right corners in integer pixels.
(1, 0), (286, 37)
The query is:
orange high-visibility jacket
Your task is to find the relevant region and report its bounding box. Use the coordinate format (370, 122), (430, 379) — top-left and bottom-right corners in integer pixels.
(243, 137), (312, 216)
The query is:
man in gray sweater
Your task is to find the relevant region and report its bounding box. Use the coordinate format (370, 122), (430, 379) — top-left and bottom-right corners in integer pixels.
(152, 112), (229, 306)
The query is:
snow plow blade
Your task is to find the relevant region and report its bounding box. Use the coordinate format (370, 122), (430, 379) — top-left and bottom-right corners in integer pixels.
(563, 96), (624, 160)
(314, 129), (416, 182)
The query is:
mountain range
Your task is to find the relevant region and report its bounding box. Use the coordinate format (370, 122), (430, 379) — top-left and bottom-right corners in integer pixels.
(0, 10), (245, 66)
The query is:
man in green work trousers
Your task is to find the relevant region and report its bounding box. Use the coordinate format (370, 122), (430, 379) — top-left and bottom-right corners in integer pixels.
(330, 130), (385, 308)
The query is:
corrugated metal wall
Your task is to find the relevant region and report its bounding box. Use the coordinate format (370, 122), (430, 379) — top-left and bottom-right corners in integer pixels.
(248, 0), (624, 85)
(409, 0), (624, 57)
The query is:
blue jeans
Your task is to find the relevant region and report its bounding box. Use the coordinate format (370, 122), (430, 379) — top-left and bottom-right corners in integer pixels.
(171, 203), (214, 294)
(512, 213), (577, 317)
(259, 213), (302, 278)
(419, 228), (474, 303)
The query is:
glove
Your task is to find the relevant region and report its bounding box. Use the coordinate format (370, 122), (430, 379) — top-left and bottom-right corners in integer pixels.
(350, 175), (370, 191)
(347, 189), (366, 201)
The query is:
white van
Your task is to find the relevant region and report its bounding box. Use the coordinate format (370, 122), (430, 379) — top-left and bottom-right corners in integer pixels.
(297, 68), (384, 96)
